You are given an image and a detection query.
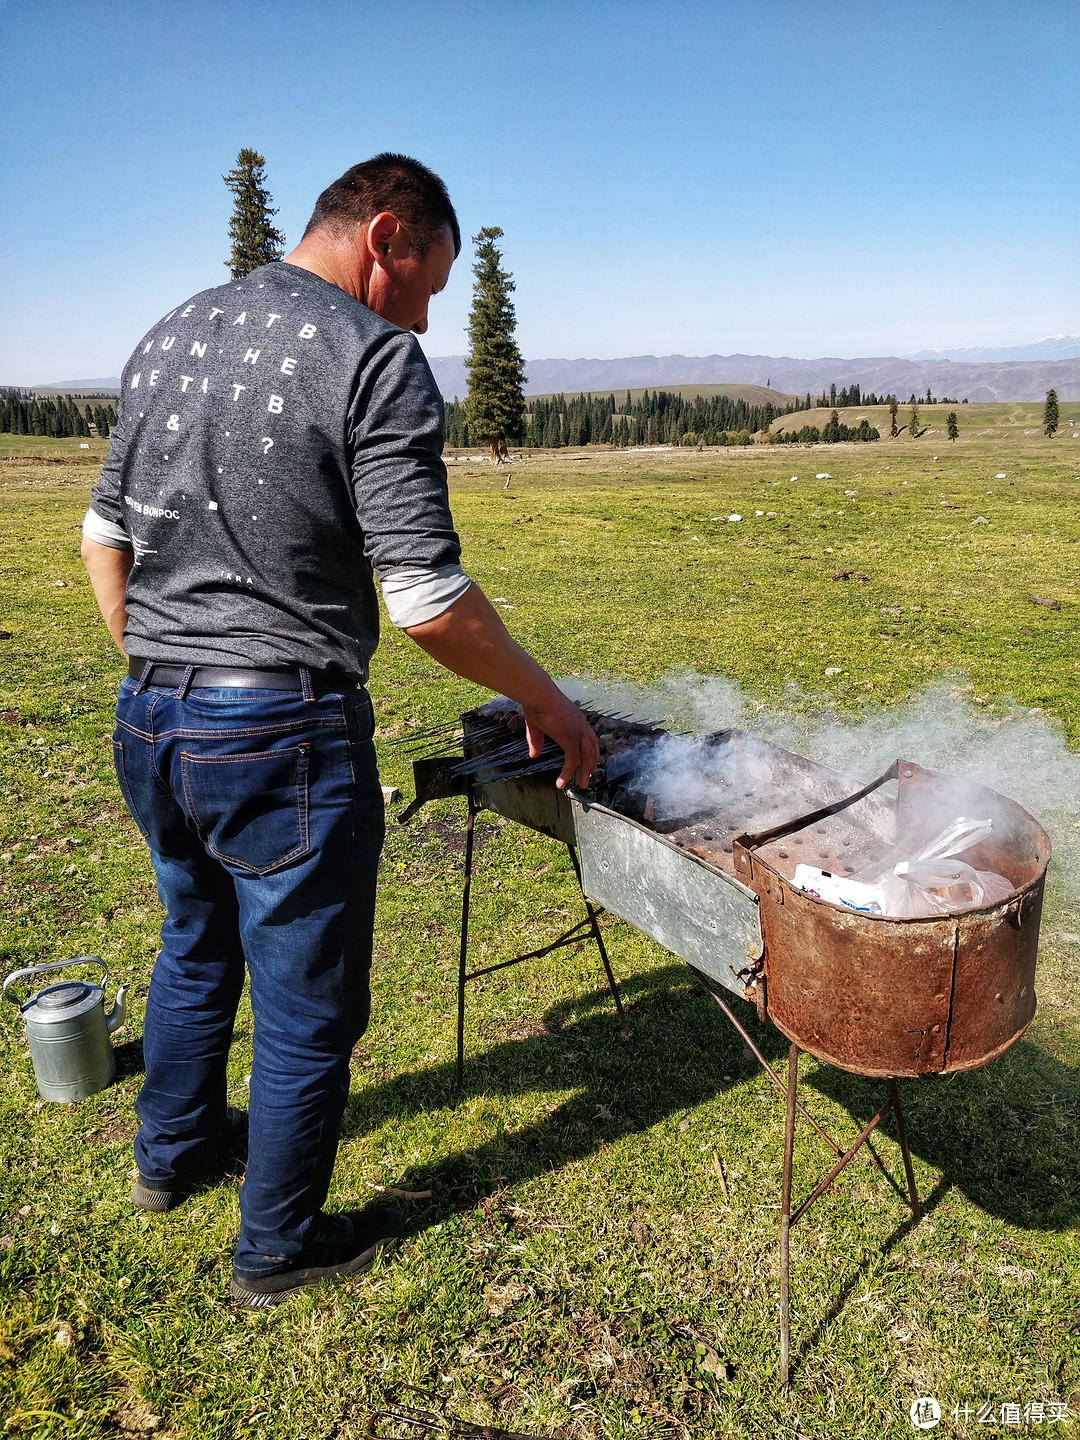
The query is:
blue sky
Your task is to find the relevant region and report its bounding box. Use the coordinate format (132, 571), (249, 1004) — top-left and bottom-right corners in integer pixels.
(1, 0), (1076, 383)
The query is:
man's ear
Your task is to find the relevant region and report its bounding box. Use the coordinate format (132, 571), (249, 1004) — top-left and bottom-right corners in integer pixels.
(366, 212), (404, 263)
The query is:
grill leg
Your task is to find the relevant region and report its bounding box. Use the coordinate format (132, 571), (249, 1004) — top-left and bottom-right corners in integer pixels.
(888, 1078), (921, 1220)
(779, 1042), (799, 1389)
(456, 800), (477, 1093)
(568, 845), (630, 1039)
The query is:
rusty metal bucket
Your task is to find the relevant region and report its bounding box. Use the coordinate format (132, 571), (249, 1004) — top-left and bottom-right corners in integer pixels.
(733, 760), (1050, 1078)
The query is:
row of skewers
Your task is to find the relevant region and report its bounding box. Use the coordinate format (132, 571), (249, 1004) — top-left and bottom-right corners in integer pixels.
(389, 697), (668, 787)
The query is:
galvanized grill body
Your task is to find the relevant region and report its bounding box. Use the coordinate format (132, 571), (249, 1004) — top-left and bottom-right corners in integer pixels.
(432, 718), (1050, 1079)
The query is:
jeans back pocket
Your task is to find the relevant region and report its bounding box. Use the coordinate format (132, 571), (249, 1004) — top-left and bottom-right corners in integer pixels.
(181, 744), (310, 874)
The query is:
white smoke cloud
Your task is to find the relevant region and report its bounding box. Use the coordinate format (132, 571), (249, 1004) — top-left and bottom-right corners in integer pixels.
(559, 670), (1080, 915)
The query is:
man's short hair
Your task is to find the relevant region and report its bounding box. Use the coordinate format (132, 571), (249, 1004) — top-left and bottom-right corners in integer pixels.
(303, 153), (460, 257)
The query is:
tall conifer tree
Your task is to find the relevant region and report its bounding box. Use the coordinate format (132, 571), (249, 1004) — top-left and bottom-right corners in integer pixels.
(224, 149), (286, 280)
(465, 228), (526, 462)
(1043, 389), (1059, 437)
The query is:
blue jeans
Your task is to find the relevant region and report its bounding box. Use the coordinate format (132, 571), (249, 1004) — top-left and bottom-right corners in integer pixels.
(112, 676), (384, 1274)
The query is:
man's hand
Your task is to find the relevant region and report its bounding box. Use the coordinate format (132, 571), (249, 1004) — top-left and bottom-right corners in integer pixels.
(402, 583), (599, 789)
(521, 688), (599, 790)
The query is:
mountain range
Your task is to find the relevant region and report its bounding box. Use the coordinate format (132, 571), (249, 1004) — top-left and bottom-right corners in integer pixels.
(902, 336), (1078, 363)
(426, 349), (1078, 404)
(33, 337), (1080, 404)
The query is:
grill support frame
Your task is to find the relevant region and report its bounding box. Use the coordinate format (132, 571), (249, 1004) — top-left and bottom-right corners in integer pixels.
(700, 977), (922, 1388)
(453, 794), (630, 1092)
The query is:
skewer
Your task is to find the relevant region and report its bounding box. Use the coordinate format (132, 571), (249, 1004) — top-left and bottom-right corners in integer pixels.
(386, 723), (461, 746)
(450, 744), (563, 779)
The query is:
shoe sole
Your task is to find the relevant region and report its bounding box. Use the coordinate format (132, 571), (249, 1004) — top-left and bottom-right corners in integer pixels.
(228, 1235), (401, 1309)
(130, 1110), (248, 1213)
(131, 1179), (187, 1212)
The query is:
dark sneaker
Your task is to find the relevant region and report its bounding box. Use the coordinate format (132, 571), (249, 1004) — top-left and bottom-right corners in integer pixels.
(228, 1207), (405, 1309)
(130, 1107), (249, 1212)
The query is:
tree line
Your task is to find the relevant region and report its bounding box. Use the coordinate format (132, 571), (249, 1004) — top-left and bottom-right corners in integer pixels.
(444, 387), (887, 449)
(445, 388), (800, 449)
(774, 410), (880, 444)
(0, 390), (117, 438)
(815, 382), (967, 408)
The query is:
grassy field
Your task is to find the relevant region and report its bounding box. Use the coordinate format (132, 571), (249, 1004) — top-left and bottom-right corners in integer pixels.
(1, 425), (1078, 1439)
(2, 436), (112, 464)
(770, 401), (1080, 439)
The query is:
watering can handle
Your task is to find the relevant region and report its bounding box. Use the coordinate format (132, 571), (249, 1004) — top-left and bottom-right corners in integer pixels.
(2, 955), (110, 1007)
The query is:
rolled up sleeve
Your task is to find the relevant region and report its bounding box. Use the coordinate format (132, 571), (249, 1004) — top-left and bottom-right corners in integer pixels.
(381, 563), (473, 627)
(82, 506), (133, 550)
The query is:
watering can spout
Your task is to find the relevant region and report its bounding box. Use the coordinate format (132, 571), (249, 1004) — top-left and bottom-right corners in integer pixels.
(106, 985), (127, 1035)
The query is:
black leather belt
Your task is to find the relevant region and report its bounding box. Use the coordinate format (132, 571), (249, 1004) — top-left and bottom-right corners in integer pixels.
(128, 658), (357, 694)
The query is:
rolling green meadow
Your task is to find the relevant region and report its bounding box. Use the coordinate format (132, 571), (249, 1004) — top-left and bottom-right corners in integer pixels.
(2, 411), (1078, 1439)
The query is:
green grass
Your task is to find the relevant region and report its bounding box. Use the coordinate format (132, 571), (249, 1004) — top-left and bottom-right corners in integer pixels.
(2, 435), (112, 464)
(771, 401), (1080, 437)
(1, 430), (1078, 1439)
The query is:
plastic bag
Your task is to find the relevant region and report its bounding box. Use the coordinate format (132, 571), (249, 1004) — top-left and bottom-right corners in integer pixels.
(910, 816), (995, 862)
(869, 817), (1013, 916)
(877, 859), (1013, 917)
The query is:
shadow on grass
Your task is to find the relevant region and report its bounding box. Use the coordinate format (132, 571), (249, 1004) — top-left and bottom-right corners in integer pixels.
(788, 1174), (954, 1384)
(809, 1037), (1079, 1230)
(112, 1035), (145, 1080)
(342, 956), (1078, 1234)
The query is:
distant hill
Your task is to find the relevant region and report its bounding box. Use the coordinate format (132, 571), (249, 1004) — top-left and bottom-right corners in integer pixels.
(23, 346), (1080, 403)
(424, 353), (1078, 404)
(30, 378), (121, 394)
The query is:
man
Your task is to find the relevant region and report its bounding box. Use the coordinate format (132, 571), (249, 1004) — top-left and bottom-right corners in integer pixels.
(81, 154), (597, 1308)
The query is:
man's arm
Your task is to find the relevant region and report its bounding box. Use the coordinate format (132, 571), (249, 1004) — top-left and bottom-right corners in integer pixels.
(81, 538), (133, 653)
(403, 583), (599, 790)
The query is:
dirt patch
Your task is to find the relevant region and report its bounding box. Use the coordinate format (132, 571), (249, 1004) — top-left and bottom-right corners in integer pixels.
(409, 815), (499, 857)
(112, 1383), (176, 1436)
(86, 1116), (138, 1147)
(496, 1015), (552, 1043)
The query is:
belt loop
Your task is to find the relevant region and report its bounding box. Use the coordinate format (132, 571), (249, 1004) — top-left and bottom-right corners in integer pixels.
(131, 661), (149, 696)
(299, 666), (316, 703)
(174, 665), (195, 701)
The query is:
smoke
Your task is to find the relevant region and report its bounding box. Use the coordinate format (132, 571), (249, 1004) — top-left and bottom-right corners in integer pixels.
(559, 670), (1080, 913)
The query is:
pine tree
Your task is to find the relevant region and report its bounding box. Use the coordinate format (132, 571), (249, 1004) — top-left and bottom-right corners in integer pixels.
(464, 227), (526, 463)
(1043, 388), (1059, 438)
(947, 411), (959, 442)
(909, 402), (919, 438)
(889, 397), (899, 437)
(224, 149), (286, 280)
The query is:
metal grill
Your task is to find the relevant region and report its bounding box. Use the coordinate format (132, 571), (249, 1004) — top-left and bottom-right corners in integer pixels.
(398, 699), (1051, 1384)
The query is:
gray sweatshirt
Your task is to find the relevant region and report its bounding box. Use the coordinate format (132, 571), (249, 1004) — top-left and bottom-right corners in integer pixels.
(85, 261), (470, 681)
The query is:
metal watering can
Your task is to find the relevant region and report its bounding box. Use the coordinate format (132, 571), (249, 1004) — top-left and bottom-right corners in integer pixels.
(3, 957), (127, 1102)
